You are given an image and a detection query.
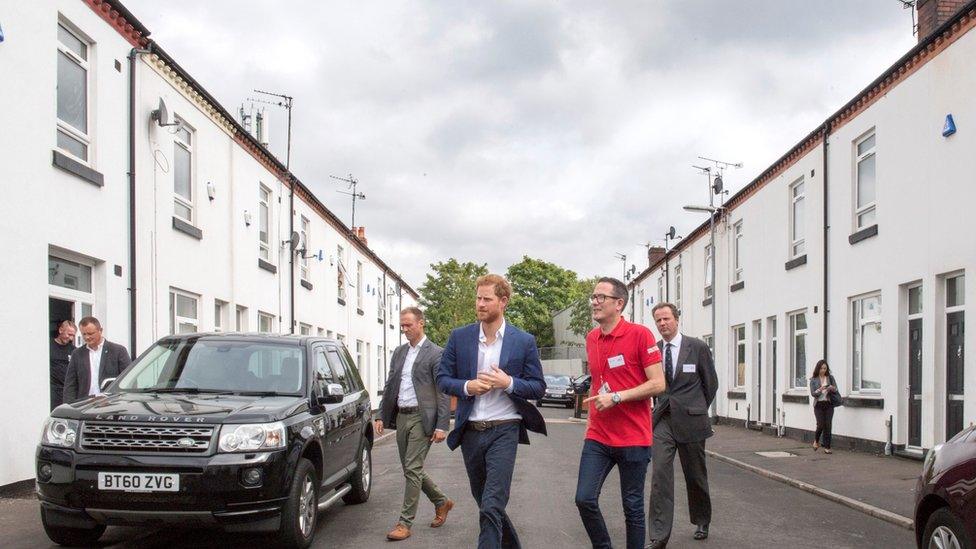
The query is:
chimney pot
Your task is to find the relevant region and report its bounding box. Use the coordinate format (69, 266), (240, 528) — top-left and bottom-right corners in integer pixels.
(647, 246), (666, 268)
(916, 0), (967, 42)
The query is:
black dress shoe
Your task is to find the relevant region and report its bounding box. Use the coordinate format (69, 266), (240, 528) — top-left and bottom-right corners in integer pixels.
(645, 538), (669, 549)
(694, 524), (709, 540)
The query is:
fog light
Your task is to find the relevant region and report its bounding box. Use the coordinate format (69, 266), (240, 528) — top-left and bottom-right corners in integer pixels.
(38, 463), (53, 482)
(242, 467), (262, 486)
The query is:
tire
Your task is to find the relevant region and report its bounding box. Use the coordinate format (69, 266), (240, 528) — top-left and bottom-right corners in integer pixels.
(277, 458), (318, 549)
(40, 509), (106, 547)
(565, 401), (574, 409)
(923, 507), (974, 549)
(342, 440), (371, 504)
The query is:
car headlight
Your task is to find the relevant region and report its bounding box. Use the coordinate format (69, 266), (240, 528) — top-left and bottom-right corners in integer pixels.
(218, 422), (287, 453)
(567, 388), (575, 394)
(41, 417), (79, 448)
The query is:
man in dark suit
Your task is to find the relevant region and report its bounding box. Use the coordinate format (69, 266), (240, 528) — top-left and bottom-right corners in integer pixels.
(646, 303), (718, 548)
(376, 306), (454, 542)
(437, 274), (546, 549)
(63, 317), (131, 404)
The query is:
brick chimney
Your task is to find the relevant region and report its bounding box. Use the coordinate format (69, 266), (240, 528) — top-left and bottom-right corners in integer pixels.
(647, 246), (665, 268)
(353, 226), (368, 246)
(917, 0), (967, 42)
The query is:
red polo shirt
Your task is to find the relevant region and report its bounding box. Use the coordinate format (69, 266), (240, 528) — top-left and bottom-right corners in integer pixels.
(584, 318), (662, 447)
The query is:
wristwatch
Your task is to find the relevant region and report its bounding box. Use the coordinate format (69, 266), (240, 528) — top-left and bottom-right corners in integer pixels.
(611, 392), (622, 405)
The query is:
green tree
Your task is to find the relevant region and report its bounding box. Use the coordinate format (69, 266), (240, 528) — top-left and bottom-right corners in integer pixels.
(568, 277), (599, 340)
(505, 256), (587, 348)
(418, 259), (488, 346)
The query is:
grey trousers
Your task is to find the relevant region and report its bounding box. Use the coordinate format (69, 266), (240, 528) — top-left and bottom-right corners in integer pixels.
(648, 415), (712, 540)
(396, 411), (448, 527)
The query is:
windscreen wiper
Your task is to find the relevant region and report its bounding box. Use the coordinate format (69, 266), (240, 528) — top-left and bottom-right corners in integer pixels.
(234, 390), (284, 396)
(149, 387), (234, 395)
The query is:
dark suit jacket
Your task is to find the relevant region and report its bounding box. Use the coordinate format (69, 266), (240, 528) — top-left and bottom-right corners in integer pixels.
(378, 338), (449, 436)
(63, 340), (131, 404)
(654, 334), (718, 443)
(437, 322), (547, 450)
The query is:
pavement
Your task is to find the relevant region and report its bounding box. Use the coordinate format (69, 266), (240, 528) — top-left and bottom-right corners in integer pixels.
(0, 407), (918, 548)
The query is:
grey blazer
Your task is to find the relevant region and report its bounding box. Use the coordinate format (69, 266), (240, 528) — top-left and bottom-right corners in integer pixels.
(378, 338), (449, 436)
(63, 340), (131, 404)
(653, 334), (719, 443)
(809, 375), (840, 405)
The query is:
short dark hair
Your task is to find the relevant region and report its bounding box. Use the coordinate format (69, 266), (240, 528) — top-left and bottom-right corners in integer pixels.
(651, 302), (680, 319)
(596, 277), (629, 308)
(78, 316), (102, 330)
(810, 359), (831, 379)
(400, 306), (425, 322)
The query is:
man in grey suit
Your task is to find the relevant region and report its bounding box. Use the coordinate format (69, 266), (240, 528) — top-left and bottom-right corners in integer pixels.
(63, 317), (131, 404)
(376, 307), (454, 541)
(646, 303), (718, 548)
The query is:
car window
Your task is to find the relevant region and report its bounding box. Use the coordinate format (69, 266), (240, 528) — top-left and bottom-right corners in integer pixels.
(313, 347), (336, 397)
(325, 348), (351, 392)
(340, 346), (365, 391)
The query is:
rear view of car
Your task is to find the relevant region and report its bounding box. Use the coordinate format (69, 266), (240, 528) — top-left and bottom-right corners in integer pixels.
(914, 424), (976, 549)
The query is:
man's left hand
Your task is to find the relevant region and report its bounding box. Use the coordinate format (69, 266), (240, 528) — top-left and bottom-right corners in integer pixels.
(430, 429), (446, 443)
(477, 365), (512, 390)
(583, 393), (617, 411)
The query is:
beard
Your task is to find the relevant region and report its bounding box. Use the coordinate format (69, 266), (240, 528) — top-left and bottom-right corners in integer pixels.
(477, 309), (500, 324)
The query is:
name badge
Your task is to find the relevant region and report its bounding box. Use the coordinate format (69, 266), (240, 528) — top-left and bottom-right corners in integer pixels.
(682, 363), (696, 373)
(608, 355), (625, 368)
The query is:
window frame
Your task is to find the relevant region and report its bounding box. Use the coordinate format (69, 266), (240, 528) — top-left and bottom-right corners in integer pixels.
(790, 177), (805, 257)
(732, 324), (746, 388)
(674, 263), (682, 313)
(258, 184), (272, 261)
(299, 322), (311, 336)
(356, 261), (364, 310)
(789, 310), (808, 389)
(337, 245), (347, 301)
(258, 311), (275, 333)
(704, 244), (714, 299)
(733, 221), (744, 282)
(377, 277), (384, 319)
(235, 305), (248, 332)
(173, 119), (194, 223)
(169, 288), (199, 335)
(214, 299), (227, 332)
(299, 216), (310, 281)
(851, 291), (883, 394)
(854, 131), (877, 229)
(56, 20), (92, 164)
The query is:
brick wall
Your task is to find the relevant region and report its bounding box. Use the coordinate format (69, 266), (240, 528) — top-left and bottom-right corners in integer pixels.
(917, 0), (968, 41)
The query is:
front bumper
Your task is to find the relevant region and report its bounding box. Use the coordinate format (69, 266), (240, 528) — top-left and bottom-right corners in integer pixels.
(539, 393), (574, 404)
(36, 445), (291, 532)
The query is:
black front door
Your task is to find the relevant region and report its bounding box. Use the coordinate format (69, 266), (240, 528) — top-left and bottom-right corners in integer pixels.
(908, 319), (922, 447)
(946, 311), (965, 440)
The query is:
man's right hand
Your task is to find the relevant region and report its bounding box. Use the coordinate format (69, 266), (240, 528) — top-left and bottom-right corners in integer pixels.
(465, 379), (492, 396)
(374, 419), (384, 435)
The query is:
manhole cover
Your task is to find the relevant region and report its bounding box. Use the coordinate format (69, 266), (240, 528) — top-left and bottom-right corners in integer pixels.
(755, 451), (796, 458)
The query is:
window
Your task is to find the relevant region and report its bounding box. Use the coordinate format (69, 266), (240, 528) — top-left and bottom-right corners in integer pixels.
(855, 132), (877, 229)
(236, 305), (248, 331)
(317, 327), (325, 336)
(703, 334), (713, 354)
(704, 244), (714, 299)
(377, 345), (385, 384)
(337, 245), (347, 301)
(313, 349), (336, 396)
(57, 21), (90, 162)
(909, 285), (923, 316)
(365, 342), (371, 384)
(325, 347), (351, 392)
(356, 339), (364, 368)
(733, 221), (744, 282)
(173, 121), (194, 222)
(300, 216), (310, 281)
(299, 323), (311, 336)
(733, 325), (746, 388)
(49, 256), (92, 292)
(327, 330), (334, 339)
(674, 264), (682, 313)
(169, 289), (199, 334)
(947, 275), (965, 308)
(337, 333), (345, 343)
(258, 311), (275, 333)
(789, 310), (808, 388)
(259, 185), (272, 261)
(356, 261), (364, 309)
(852, 293), (882, 392)
(377, 277), (384, 319)
(214, 300), (227, 332)
(790, 178), (805, 257)
(657, 275), (664, 305)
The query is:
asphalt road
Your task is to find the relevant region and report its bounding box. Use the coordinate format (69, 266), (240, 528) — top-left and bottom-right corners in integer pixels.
(3, 406), (914, 548)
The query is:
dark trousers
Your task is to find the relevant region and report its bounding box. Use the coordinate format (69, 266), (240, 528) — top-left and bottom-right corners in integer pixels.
(814, 401), (834, 449)
(575, 439), (651, 549)
(648, 415), (711, 541)
(461, 422), (521, 549)
(50, 383), (64, 411)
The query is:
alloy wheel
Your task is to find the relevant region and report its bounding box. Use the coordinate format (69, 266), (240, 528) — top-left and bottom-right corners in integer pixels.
(298, 475), (315, 537)
(361, 448), (371, 490)
(929, 526), (961, 549)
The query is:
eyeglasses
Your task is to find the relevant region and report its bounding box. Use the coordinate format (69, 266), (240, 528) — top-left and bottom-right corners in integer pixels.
(589, 293), (622, 304)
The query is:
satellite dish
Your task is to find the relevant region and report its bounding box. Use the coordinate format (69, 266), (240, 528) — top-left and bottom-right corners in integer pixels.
(151, 98), (178, 127)
(712, 174), (724, 195)
(289, 231), (300, 251)
(667, 226), (677, 240)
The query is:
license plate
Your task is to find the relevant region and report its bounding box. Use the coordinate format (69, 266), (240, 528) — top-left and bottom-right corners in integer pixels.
(97, 472), (179, 492)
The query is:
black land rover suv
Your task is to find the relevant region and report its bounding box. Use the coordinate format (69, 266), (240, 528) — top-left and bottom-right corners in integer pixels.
(36, 333), (374, 548)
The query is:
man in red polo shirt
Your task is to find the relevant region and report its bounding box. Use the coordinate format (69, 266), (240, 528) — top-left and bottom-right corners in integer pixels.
(576, 277), (665, 549)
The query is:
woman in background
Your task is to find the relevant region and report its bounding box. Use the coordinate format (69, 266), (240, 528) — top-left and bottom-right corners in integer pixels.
(809, 360), (838, 454)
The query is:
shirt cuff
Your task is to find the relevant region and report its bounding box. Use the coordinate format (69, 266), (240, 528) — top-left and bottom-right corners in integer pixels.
(463, 381), (471, 397)
(504, 377), (515, 394)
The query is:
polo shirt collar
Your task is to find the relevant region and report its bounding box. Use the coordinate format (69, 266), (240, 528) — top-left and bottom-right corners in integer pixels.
(599, 317), (629, 339)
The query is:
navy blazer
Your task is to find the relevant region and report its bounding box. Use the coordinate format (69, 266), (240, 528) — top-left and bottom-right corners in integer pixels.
(436, 322), (547, 450)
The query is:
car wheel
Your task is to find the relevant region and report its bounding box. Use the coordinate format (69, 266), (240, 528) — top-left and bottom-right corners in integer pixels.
(40, 508), (106, 547)
(342, 440), (372, 504)
(924, 507), (974, 549)
(566, 401), (574, 409)
(278, 457), (318, 549)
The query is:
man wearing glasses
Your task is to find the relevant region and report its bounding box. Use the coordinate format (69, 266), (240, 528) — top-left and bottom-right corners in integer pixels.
(576, 277), (666, 549)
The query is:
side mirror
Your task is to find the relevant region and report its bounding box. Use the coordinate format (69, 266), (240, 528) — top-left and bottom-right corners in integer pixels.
(317, 383), (344, 405)
(100, 378), (117, 392)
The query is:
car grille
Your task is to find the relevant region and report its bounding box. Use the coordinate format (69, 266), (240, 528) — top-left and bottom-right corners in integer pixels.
(81, 423), (215, 453)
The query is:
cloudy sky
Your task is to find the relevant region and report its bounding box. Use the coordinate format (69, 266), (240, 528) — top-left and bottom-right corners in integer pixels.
(125, 0), (917, 289)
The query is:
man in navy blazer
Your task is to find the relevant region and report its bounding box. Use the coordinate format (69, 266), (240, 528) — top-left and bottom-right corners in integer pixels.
(437, 274), (546, 549)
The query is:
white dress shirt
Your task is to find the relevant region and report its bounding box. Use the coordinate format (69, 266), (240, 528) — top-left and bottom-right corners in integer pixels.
(663, 333), (682, 380)
(467, 319), (520, 422)
(88, 342), (104, 396)
(397, 337), (426, 407)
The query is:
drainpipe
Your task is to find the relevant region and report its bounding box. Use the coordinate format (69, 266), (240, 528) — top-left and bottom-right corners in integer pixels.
(128, 45), (152, 358)
(289, 175), (295, 334)
(885, 415), (893, 456)
(821, 123), (830, 360)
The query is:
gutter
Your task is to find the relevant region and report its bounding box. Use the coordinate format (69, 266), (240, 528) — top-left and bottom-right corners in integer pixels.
(822, 123), (830, 359)
(127, 44), (152, 358)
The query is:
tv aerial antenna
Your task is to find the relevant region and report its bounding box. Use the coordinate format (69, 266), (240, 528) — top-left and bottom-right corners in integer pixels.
(330, 173), (366, 229)
(248, 89), (294, 169)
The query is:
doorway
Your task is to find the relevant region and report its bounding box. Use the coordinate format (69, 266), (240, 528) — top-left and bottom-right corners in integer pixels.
(907, 284), (923, 448)
(766, 316), (778, 426)
(945, 274), (965, 441)
(753, 319), (762, 423)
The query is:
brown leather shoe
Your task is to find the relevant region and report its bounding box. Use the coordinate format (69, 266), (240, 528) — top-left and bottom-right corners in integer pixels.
(387, 524), (411, 541)
(430, 499), (454, 528)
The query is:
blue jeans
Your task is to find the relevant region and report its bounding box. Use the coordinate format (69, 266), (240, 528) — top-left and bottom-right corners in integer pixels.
(461, 422), (522, 549)
(575, 439), (651, 549)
